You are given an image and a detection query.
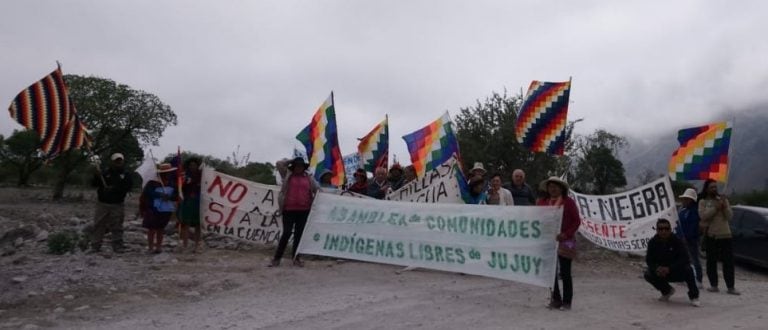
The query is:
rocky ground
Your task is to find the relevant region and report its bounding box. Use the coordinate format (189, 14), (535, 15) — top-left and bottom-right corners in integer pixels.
(1, 186), (767, 330)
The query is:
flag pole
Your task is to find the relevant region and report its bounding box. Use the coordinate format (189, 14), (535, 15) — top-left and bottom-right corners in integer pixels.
(723, 118), (735, 195)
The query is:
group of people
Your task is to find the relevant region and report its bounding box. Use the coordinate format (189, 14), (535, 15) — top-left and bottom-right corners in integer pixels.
(268, 157), (581, 311)
(85, 153), (203, 255)
(644, 179), (740, 307)
(84, 154), (742, 311)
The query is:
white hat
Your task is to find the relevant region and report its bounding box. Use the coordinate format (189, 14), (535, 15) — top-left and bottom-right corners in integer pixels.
(111, 153), (124, 161)
(679, 188), (698, 201)
(470, 162), (486, 174)
(542, 176), (570, 192)
(157, 163), (177, 173)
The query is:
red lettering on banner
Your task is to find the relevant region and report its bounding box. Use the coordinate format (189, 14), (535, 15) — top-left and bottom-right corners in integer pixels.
(207, 175), (248, 203)
(580, 218), (627, 239)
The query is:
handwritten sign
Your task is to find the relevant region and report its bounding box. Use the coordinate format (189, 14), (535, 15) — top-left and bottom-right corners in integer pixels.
(571, 177), (679, 253)
(386, 157), (461, 203)
(200, 168), (282, 244)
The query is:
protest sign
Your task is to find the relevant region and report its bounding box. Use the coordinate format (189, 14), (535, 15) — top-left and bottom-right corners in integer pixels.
(298, 193), (563, 287)
(571, 177), (679, 253)
(386, 157), (461, 203)
(200, 168), (282, 244)
(343, 152), (362, 185)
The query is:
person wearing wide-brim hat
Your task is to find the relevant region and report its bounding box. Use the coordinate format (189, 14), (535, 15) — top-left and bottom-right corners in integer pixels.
(675, 188), (703, 288)
(537, 176), (581, 311)
(140, 163), (178, 254)
(469, 162), (486, 179)
(272, 157), (319, 267)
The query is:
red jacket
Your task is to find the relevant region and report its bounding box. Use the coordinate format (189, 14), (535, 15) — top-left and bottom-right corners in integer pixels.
(537, 196), (581, 241)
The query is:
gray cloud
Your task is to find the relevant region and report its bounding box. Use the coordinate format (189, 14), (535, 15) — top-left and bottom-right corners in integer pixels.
(2, 0), (767, 165)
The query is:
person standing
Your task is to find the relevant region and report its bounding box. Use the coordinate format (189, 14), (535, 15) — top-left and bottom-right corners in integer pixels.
(644, 218), (701, 307)
(318, 169), (337, 190)
(698, 179), (740, 295)
(537, 177), (580, 311)
(88, 153), (133, 253)
(675, 188), (703, 287)
(469, 162), (486, 180)
(178, 157), (203, 253)
(141, 163), (178, 254)
(507, 169), (536, 205)
(486, 173), (514, 206)
(367, 167), (390, 199)
(403, 165), (417, 185)
(465, 176), (488, 205)
(270, 157), (319, 267)
(388, 164), (406, 192)
(347, 169), (368, 195)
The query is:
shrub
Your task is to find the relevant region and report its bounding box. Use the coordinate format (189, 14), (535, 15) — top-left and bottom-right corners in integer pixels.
(47, 231), (78, 255)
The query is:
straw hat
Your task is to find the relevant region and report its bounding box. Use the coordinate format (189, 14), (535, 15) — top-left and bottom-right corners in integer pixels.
(470, 162), (486, 174)
(542, 176), (569, 192)
(157, 163), (177, 173)
(679, 188), (698, 201)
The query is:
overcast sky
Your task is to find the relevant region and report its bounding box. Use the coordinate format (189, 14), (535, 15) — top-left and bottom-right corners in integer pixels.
(2, 0), (767, 165)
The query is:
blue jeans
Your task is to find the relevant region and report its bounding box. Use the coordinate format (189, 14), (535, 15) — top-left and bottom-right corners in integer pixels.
(685, 239), (703, 283)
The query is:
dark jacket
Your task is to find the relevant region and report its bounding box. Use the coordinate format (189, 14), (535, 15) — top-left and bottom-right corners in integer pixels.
(506, 183), (536, 206)
(646, 234), (691, 272)
(675, 204), (700, 242)
(92, 167), (133, 204)
(367, 180), (390, 200)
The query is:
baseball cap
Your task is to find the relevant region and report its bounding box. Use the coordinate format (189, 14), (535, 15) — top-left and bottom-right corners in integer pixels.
(111, 153), (124, 161)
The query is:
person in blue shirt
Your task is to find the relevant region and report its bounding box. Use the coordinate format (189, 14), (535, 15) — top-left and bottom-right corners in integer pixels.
(675, 188), (703, 287)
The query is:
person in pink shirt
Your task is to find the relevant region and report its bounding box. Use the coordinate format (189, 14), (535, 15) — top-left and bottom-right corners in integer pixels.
(269, 157), (319, 267)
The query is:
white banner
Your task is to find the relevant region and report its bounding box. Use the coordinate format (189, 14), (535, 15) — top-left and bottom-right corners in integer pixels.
(386, 157), (461, 203)
(571, 177), (679, 253)
(200, 168), (282, 244)
(298, 193), (563, 287)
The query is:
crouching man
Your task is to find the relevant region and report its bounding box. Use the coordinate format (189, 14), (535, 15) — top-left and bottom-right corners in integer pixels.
(644, 218), (700, 307)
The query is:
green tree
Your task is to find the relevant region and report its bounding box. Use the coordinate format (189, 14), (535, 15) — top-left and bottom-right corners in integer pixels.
(0, 130), (44, 186)
(570, 129), (628, 194)
(454, 90), (578, 187)
(50, 75), (177, 199)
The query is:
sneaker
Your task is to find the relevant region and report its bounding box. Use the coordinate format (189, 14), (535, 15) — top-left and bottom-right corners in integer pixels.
(559, 303), (572, 311)
(726, 288), (741, 295)
(659, 287), (675, 302)
(267, 259), (280, 267)
(293, 259), (305, 267)
(707, 287), (719, 293)
(690, 299), (701, 307)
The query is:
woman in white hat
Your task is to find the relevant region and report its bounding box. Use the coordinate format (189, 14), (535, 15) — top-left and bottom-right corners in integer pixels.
(676, 188), (703, 287)
(140, 163), (178, 254)
(537, 176), (581, 311)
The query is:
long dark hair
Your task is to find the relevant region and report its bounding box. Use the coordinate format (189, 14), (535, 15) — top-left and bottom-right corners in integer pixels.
(698, 179), (718, 201)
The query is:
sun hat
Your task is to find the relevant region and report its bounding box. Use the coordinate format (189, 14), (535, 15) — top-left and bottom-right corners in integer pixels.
(679, 188), (698, 201)
(543, 176), (569, 192)
(111, 153), (124, 161)
(157, 163), (177, 173)
(288, 157), (309, 170)
(470, 162), (486, 174)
